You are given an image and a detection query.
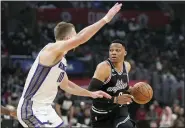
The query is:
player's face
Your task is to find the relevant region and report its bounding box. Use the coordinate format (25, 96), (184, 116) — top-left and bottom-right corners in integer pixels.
(109, 43), (126, 63)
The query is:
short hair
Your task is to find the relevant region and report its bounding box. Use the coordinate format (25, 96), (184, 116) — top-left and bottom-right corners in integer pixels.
(111, 39), (127, 50)
(54, 22), (75, 40)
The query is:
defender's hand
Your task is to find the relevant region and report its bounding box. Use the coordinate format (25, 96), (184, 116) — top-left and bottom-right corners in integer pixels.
(114, 94), (134, 105)
(90, 91), (112, 99)
(103, 3), (122, 23)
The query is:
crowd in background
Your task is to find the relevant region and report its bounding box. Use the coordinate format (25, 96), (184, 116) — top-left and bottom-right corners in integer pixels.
(1, 1), (185, 128)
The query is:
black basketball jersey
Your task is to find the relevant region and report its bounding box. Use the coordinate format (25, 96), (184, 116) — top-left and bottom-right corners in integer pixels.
(92, 59), (130, 116)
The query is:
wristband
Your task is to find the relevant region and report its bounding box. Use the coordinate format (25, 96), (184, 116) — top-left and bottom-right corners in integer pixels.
(103, 16), (109, 23)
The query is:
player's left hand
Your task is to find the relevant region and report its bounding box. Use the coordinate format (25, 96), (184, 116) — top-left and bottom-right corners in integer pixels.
(90, 91), (112, 99)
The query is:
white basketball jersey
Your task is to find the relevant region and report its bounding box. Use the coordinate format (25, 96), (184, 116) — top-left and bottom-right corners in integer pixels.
(21, 46), (67, 104)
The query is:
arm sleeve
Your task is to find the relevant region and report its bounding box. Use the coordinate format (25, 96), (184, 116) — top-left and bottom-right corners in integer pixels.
(88, 78), (114, 104)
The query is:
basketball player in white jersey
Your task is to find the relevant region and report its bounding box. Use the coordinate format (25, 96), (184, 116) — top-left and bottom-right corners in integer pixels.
(17, 3), (122, 127)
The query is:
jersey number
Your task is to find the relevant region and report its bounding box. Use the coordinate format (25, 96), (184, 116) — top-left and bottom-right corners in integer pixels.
(57, 72), (65, 82)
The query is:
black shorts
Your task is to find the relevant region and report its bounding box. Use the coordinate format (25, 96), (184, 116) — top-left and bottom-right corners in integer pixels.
(91, 110), (137, 128)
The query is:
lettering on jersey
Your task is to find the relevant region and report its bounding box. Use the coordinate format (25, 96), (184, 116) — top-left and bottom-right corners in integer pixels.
(57, 72), (65, 82)
(107, 80), (128, 93)
(58, 62), (67, 71)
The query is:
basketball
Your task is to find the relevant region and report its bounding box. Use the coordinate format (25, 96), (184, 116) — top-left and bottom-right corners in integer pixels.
(131, 82), (153, 104)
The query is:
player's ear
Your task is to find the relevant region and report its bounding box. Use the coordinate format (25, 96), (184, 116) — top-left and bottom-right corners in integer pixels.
(125, 51), (127, 56)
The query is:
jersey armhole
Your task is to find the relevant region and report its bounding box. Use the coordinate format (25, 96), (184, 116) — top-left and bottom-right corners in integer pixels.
(38, 44), (64, 67)
(124, 62), (130, 82)
(103, 61), (112, 85)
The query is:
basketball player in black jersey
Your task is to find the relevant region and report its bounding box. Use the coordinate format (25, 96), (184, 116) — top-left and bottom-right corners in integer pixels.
(88, 39), (136, 128)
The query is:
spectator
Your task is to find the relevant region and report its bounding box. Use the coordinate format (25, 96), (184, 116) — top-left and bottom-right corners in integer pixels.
(172, 107), (184, 128)
(136, 105), (147, 121)
(146, 104), (158, 126)
(128, 18), (140, 32)
(55, 91), (75, 126)
(159, 106), (173, 128)
(153, 100), (163, 124)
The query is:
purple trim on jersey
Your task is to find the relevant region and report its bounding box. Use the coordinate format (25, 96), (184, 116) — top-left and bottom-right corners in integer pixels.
(21, 99), (51, 127)
(24, 64), (42, 98)
(26, 100), (28, 119)
(29, 67), (51, 99)
(57, 72), (65, 82)
(34, 116), (49, 125)
(24, 64), (51, 99)
(55, 122), (64, 128)
(29, 101), (49, 125)
(21, 100), (36, 127)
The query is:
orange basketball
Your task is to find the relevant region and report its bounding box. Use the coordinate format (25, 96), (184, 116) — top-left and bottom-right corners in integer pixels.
(131, 82), (153, 104)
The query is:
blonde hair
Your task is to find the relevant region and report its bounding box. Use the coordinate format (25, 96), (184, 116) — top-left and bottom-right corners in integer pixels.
(54, 22), (74, 40)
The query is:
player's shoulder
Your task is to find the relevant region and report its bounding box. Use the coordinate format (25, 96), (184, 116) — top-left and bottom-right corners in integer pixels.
(96, 61), (111, 71)
(124, 61), (131, 72)
(39, 43), (61, 56)
(39, 43), (57, 60)
(124, 61), (130, 66)
(41, 43), (54, 51)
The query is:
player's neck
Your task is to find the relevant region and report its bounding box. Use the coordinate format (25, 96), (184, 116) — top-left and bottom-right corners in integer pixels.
(112, 61), (123, 71)
(56, 39), (64, 42)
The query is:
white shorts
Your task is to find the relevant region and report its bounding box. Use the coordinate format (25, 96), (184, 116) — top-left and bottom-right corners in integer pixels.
(17, 98), (64, 127)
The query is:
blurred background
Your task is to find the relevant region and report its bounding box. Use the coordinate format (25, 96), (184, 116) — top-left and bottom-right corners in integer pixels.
(1, 1), (185, 128)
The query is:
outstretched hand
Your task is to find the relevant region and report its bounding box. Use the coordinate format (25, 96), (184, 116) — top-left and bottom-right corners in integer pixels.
(90, 91), (112, 99)
(103, 3), (123, 23)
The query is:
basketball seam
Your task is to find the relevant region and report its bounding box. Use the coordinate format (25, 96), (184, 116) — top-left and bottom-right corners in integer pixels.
(135, 86), (150, 99)
(144, 83), (153, 100)
(142, 83), (151, 99)
(145, 83), (151, 99)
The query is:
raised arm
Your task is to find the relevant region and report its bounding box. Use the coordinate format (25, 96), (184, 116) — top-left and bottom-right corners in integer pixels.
(39, 3), (122, 66)
(54, 3), (122, 53)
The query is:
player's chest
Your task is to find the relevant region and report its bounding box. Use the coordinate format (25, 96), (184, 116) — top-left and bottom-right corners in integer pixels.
(104, 75), (128, 96)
